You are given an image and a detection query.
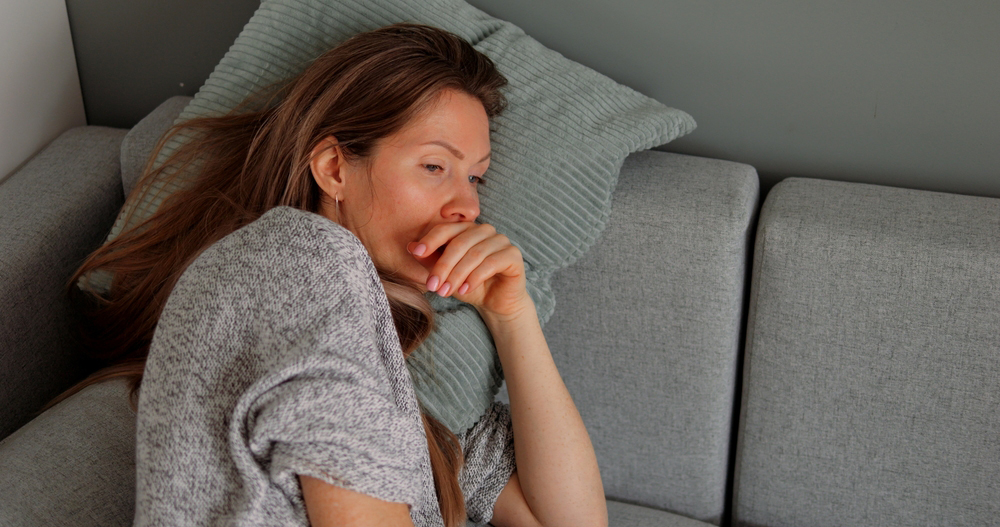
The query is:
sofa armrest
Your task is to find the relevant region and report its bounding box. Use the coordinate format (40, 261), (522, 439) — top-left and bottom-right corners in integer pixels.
(0, 126), (127, 440)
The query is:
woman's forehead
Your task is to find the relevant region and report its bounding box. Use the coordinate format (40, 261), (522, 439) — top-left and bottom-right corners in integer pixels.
(382, 90), (491, 157)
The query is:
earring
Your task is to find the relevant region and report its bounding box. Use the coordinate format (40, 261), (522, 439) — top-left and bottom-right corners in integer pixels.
(335, 197), (341, 222)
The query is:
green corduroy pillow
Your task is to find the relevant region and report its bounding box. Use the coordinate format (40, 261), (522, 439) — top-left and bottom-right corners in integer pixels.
(97, 0), (695, 433)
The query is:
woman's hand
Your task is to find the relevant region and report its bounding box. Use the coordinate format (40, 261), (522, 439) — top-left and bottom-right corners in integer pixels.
(407, 222), (530, 319)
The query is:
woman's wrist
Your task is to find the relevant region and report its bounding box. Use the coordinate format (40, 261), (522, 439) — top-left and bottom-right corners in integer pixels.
(475, 293), (538, 332)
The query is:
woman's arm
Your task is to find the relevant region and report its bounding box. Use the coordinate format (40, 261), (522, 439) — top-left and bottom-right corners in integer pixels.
(412, 222), (607, 527)
(300, 475), (415, 527)
(479, 300), (607, 527)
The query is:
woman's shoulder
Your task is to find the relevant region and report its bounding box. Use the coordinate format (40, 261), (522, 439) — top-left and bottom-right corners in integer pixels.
(200, 206), (374, 281)
(155, 206), (392, 373)
(171, 206), (381, 320)
(249, 206), (369, 263)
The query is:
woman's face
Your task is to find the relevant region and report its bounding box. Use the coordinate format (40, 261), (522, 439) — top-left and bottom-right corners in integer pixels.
(322, 89), (492, 288)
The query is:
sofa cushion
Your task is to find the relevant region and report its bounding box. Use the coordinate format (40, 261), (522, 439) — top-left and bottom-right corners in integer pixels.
(542, 150), (759, 523)
(470, 501), (717, 527)
(735, 178), (1000, 526)
(95, 0), (695, 434)
(606, 500), (718, 527)
(0, 379), (135, 527)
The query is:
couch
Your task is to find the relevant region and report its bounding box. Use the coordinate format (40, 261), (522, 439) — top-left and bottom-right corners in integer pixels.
(1, 95), (997, 526)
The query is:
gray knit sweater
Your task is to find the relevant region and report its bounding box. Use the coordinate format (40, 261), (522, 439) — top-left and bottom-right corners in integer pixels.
(134, 206), (515, 527)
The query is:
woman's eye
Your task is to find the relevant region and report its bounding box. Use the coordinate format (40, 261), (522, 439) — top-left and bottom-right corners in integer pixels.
(468, 175), (484, 184)
(425, 164), (443, 173)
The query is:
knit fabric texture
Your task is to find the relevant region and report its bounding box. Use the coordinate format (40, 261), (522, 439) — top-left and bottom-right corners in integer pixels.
(134, 207), (514, 526)
(93, 0), (695, 433)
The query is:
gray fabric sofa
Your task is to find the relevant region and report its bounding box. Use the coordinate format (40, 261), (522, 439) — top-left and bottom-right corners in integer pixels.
(1, 96), (997, 527)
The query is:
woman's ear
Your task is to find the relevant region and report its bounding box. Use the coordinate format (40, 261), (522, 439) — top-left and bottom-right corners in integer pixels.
(310, 136), (346, 201)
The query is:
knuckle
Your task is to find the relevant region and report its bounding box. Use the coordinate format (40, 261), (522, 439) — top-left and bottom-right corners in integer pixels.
(466, 246), (486, 260)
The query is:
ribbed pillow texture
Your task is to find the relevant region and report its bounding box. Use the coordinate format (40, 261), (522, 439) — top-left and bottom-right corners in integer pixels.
(96, 0), (695, 432)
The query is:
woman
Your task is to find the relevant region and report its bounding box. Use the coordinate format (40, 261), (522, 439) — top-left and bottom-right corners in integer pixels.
(71, 24), (606, 527)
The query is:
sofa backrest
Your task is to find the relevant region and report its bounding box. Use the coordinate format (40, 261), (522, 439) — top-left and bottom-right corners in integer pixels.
(545, 150), (758, 523)
(734, 178), (1000, 526)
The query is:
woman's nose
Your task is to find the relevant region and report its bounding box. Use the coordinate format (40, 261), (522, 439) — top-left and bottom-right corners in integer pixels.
(441, 183), (480, 222)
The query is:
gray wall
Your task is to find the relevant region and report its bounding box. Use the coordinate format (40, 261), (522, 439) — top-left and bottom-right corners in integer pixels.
(66, 0), (259, 130)
(466, 0), (1000, 199)
(67, 0), (1000, 198)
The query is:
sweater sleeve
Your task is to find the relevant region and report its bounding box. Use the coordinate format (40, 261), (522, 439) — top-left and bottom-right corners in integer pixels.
(232, 216), (430, 510)
(247, 369), (428, 509)
(458, 402), (517, 524)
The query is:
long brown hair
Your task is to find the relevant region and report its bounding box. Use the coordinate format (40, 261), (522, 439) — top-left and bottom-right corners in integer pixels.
(65, 24), (506, 526)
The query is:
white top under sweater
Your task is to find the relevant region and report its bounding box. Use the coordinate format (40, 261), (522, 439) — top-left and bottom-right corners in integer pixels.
(134, 206), (515, 527)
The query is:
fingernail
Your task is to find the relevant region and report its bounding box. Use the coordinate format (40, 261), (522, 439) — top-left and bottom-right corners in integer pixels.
(438, 283), (452, 297)
(458, 283), (469, 295)
(412, 243), (427, 256)
(426, 275), (440, 292)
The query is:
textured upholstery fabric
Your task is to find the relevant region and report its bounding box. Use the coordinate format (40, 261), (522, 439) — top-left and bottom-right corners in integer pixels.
(606, 500), (718, 527)
(0, 379), (136, 527)
(735, 178), (1000, 527)
(0, 126), (126, 440)
(96, 0), (695, 433)
(542, 150), (759, 523)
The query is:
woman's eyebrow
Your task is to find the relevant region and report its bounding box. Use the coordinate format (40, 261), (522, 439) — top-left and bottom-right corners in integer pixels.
(424, 140), (491, 163)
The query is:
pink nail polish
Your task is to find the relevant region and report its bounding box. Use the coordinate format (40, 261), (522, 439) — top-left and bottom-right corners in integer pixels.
(438, 283), (451, 297)
(426, 275), (440, 292)
(458, 283), (469, 295)
(412, 243), (427, 256)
